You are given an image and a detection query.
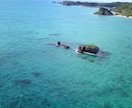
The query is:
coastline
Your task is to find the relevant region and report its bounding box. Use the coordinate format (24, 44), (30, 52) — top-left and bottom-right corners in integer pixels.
(114, 14), (132, 19)
(57, 1), (132, 19)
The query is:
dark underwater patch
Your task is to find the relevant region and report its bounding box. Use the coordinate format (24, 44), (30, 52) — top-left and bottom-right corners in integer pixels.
(45, 43), (56, 46)
(0, 84), (3, 88)
(78, 54), (96, 62)
(32, 72), (41, 78)
(49, 33), (61, 36)
(25, 37), (49, 42)
(103, 102), (112, 108)
(78, 50), (111, 62)
(8, 95), (23, 108)
(88, 59), (95, 63)
(13, 79), (32, 86)
(98, 51), (111, 58)
(42, 98), (51, 107)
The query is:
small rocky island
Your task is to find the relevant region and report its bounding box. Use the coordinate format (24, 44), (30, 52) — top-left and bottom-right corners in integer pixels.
(77, 44), (99, 54)
(56, 41), (70, 49)
(94, 7), (114, 15)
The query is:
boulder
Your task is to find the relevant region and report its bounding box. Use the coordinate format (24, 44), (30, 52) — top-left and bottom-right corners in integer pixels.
(56, 41), (70, 49)
(78, 44), (99, 54)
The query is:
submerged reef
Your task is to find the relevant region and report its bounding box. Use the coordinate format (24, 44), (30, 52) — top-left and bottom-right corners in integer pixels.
(13, 79), (32, 86)
(32, 72), (41, 78)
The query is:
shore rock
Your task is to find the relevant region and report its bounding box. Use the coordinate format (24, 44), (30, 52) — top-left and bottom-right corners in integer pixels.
(94, 7), (113, 15)
(78, 45), (99, 54)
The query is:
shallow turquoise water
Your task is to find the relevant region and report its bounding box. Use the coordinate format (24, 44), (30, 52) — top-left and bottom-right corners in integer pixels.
(0, 0), (132, 108)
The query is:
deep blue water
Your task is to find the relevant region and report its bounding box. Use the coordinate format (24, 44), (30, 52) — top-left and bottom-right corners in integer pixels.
(0, 0), (132, 108)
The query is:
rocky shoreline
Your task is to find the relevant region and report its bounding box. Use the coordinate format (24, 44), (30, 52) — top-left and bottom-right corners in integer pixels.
(94, 7), (113, 15)
(57, 1), (99, 7)
(53, 1), (132, 17)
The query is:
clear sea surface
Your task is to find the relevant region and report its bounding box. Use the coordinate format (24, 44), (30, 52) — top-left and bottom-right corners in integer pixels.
(0, 0), (132, 108)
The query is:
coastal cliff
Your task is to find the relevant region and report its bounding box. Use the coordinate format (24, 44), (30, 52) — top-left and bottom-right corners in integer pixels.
(60, 1), (98, 7)
(94, 7), (113, 15)
(54, 1), (132, 17)
(114, 3), (132, 17)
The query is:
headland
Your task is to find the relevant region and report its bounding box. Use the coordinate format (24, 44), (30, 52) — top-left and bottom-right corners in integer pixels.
(53, 1), (132, 18)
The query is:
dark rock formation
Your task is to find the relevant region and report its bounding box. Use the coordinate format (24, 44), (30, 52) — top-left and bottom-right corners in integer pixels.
(49, 33), (61, 36)
(94, 7), (113, 15)
(52, 1), (56, 3)
(56, 41), (61, 46)
(56, 41), (70, 49)
(77, 45), (99, 54)
(32, 72), (41, 77)
(61, 1), (75, 6)
(61, 44), (70, 49)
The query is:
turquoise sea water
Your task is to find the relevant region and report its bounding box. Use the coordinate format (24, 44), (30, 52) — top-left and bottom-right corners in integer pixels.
(0, 0), (132, 108)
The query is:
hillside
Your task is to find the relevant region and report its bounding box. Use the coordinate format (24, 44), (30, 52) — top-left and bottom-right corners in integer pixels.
(55, 1), (132, 17)
(114, 3), (132, 17)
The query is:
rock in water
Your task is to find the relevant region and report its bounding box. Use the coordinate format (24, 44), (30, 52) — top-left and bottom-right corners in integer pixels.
(77, 44), (99, 54)
(94, 7), (113, 15)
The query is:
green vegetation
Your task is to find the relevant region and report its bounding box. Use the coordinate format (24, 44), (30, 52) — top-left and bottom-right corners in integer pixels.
(59, 1), (99, 7)
(94, 11), (102, 15)
(58, 1), (132, 17)
(98, 2), (127, 8)
(114, 3), (132, 17)
(86, 44), (99, 49)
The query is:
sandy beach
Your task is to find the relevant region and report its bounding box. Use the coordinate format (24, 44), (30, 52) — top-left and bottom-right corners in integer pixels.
(115, 14), (132, 19)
